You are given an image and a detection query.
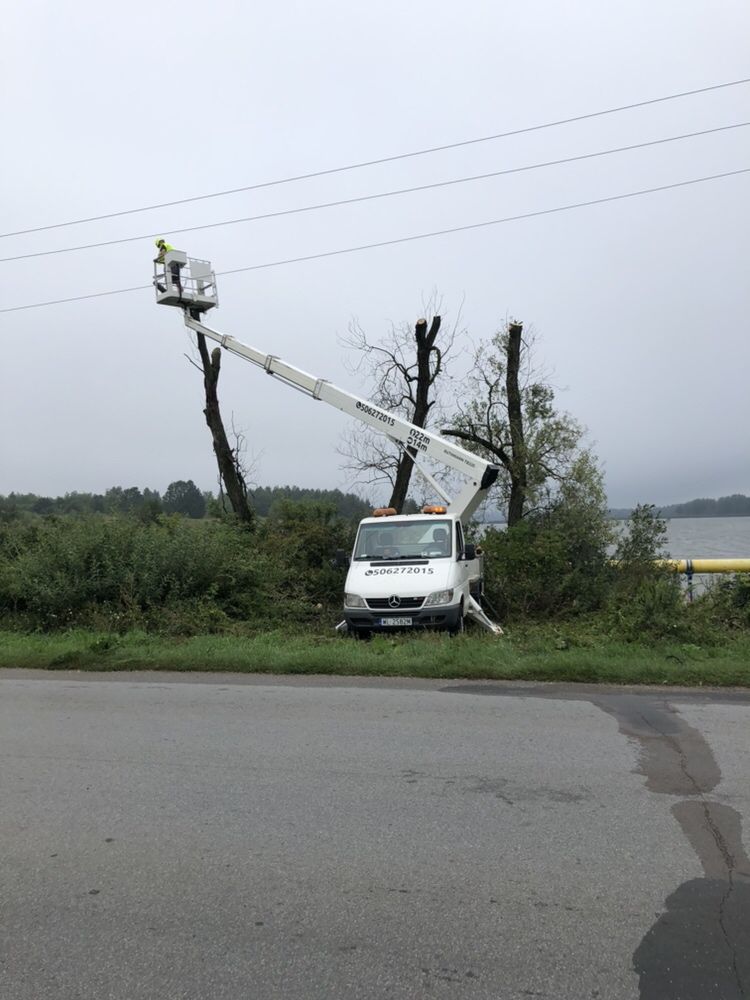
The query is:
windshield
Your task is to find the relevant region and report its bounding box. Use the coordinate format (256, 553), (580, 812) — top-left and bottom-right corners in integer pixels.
(353, 519), (452, 560)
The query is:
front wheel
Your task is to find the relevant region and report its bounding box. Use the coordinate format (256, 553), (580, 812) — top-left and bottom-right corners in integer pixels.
(449, 601), (465, 637)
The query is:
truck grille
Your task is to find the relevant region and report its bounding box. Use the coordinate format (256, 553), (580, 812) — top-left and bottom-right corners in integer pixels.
(367, 597), (425, 611)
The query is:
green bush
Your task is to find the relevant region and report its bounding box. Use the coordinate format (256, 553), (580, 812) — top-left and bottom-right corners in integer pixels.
(0, 515), (274, 630)
(700, 575), (750, 631)
(2, 498), (747, 643)
(607, 573), (697, 642)
(481, 455), (614, 620)
(606, 504), (689, 641)
(259, 500), (353, 617)
(0, 503), (355, 634)
(482, 517), (612, 619)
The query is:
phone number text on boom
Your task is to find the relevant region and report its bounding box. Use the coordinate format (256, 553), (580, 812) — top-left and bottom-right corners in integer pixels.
(356, 401), (396, 427)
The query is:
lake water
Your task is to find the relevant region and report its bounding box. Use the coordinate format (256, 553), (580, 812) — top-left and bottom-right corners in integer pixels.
(631, 517), (750, 594)
(653, 517), (750, 559)
(483, 517), (750, 557)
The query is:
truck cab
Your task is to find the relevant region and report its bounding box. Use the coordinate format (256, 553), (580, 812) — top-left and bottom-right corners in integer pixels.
(342, 508), (481, 637)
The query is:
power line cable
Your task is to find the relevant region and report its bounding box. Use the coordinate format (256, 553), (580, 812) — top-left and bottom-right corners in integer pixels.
(2, 77), (749, 240)
(2, 121), (747, 264)
(1, 166), (747, 315)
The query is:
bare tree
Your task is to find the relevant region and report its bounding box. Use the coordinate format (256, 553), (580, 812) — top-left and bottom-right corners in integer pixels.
(443, 320), (583, 526)
(340, 305), (459, 511)
(503, 321), (526, 526)
(212, 417), (262, 518)
(190, 324), (255, 528)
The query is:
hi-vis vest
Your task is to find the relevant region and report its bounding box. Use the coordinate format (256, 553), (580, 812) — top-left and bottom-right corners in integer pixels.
(156, 242), (175, 263)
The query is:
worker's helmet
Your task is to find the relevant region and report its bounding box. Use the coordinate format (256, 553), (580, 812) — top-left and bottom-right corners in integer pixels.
(155, 238), (166, 247)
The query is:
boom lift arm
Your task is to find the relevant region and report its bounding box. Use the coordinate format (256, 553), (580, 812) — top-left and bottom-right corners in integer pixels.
(184, 312), (499, 520)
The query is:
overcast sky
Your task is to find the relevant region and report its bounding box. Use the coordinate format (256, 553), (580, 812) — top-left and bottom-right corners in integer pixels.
(2, 0), (749, 507)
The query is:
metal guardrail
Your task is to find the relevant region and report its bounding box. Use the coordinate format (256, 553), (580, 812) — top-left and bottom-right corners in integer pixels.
(655, 558), (750, 602)
(658, 558), (750, 574)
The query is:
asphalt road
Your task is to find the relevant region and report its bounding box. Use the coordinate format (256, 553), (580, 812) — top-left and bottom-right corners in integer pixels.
(1, 671), (748, 1000)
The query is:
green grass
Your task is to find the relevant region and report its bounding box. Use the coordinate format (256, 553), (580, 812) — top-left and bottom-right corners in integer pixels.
(2, 627), (750, 687)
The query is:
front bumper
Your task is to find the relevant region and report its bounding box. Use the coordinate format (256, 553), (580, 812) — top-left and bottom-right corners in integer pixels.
(344, 603), (462, 633)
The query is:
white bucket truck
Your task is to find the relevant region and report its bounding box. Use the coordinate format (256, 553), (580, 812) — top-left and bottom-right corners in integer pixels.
(156, 254), (503, 636)
(341, 505), (497, 637)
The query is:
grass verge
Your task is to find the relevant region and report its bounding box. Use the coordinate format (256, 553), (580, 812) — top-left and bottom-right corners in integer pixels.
(1, 627), (749, 686)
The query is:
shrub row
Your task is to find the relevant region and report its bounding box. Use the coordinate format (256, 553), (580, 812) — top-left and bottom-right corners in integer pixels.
(0, 501), (353, 633)
(480, 503), (749, 643)
(0, 501), (747, 641)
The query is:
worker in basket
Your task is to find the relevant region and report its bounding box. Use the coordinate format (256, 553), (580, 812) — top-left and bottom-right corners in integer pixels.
(154, 238), (184, 299)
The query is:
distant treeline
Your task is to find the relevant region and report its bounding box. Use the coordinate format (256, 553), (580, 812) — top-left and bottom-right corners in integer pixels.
(0, 483), (372, 522)
(608, 493), (750, 520)
(250, 486), (371, 520)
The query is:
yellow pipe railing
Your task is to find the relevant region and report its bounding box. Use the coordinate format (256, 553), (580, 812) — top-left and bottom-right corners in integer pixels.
(657, 559), (750, 574)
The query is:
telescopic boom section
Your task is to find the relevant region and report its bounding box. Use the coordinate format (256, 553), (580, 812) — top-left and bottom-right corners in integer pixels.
(184, 314), (499, 520)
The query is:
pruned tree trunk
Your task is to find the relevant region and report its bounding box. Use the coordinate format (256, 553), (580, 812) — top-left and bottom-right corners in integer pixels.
(194, 323), (255, 528)
(442, 319), (527, 525)
(505, 321), (527, 526)
(388, 316), (441, 512)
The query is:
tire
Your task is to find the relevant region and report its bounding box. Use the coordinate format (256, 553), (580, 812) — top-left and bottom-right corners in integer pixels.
(449, 601), (465, 637)
(353, 629), (372, 641)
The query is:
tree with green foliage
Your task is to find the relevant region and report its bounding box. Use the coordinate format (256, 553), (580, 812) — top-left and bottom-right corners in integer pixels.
(163, 480), (206, 519)
(250, 485), (371, 521)
(444, 320), (584, 526)
(614, 503), (668, 565)
(32, 497), (55, 515)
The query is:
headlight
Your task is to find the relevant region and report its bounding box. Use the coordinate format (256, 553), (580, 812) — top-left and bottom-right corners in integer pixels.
(345, 593), (367, 608)
(423, 588), (454, 607)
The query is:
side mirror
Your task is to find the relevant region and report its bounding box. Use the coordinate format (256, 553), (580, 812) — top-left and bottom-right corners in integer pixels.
(334, 548), (350, 569)
(463, 543), (476, 561)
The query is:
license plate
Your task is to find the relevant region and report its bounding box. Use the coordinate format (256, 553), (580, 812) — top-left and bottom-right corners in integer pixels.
(380, 617), (413, 627)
